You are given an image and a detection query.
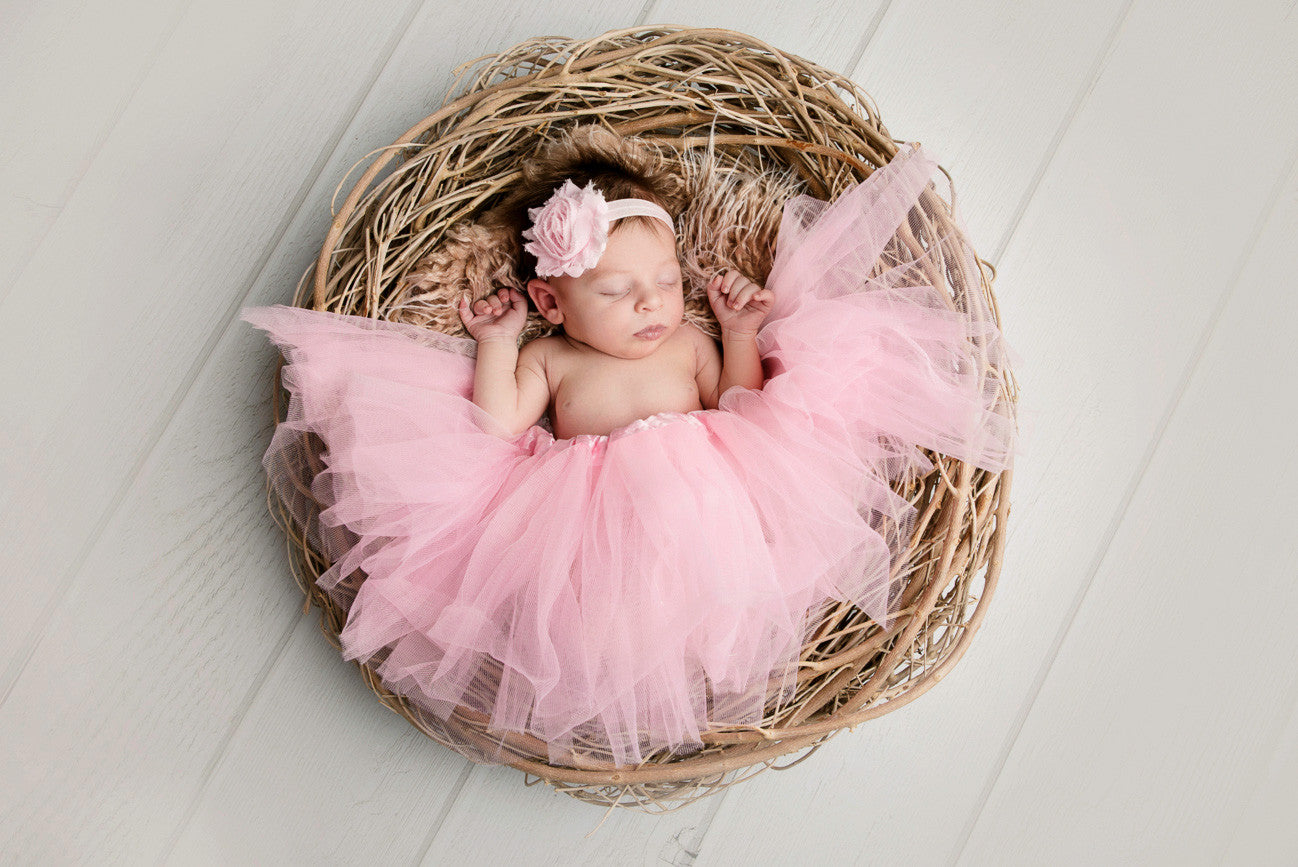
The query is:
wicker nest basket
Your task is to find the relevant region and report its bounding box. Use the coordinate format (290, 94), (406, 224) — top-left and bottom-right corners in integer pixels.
(265, 26), (1019, 812)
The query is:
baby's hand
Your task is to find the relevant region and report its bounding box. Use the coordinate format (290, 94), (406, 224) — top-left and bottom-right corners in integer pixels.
(458, 287), (528, 343)
(706, 270), (774, 337)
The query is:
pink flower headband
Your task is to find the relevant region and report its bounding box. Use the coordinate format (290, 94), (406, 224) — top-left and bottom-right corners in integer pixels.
(522, 179), (675, 278)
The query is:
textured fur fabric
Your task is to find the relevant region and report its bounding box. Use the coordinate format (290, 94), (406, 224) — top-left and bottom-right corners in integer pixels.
(387, 142), (809, 344)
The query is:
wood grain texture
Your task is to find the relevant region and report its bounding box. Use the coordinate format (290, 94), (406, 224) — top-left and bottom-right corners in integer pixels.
(0, 0), (423, 690)
(961, 132), (1298, 864)
(1221, 691), (1298, 865)
(0, 0), (188, 294)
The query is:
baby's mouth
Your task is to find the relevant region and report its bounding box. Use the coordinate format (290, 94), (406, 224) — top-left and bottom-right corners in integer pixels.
(635, 325), (666, 339)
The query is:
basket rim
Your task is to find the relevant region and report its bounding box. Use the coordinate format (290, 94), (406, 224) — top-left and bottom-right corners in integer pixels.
(269, 24), (1021, 807)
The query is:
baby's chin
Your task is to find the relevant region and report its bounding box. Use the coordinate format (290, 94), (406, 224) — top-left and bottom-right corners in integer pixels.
(599, 342), (663, 360)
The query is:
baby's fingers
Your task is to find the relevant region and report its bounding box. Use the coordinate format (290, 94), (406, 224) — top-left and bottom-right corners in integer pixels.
(749, 288), (775, 311)
(458, 294), (489, 319)
(728, 278), (763, 309)
(708, 270), (743, 301)
(473, 294), (504, 316)
(456, 293), (475, 322)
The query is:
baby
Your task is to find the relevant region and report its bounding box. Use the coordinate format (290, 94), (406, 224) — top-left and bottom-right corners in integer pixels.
(456, 129), (775, 439)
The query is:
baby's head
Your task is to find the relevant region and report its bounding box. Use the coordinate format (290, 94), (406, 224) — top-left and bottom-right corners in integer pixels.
(506, 126), (686, 359)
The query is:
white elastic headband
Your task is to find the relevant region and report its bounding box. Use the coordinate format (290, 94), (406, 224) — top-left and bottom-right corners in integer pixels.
(604, 198), (675, 232)
(522, 179), (676, 278)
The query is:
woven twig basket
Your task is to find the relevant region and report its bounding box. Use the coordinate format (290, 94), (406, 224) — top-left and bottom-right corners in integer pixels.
(264, 25), (1019, 812)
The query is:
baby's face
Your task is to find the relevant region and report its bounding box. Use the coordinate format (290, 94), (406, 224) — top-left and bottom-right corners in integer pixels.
(530, 220), (685, 360)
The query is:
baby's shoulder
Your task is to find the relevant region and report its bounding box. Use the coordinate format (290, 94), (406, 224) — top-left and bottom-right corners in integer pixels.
(683, 318), (720, 342)
(519, 334), (564, 381)
(520, 333), (563, 357)
(680, 319), (720, 364)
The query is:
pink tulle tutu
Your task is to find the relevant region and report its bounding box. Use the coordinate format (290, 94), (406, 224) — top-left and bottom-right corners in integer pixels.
(242, 143), (1020, 768)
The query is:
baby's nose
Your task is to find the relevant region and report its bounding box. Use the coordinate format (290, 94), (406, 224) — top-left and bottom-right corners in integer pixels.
(636, 289), (662, 311)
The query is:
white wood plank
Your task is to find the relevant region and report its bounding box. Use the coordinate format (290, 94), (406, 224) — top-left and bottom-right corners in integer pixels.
(0, 0), (188, 293)
(647, 0), (884, 73)
(1221, 694), (1298, 865)
(163, 616), (470, 865)
(958, 151), (1298, 862)
(696, 0), (1298, 864)
(848, 0), (1130, 258)
(0, 0), (426, 860)
(0, 0), (420, 694)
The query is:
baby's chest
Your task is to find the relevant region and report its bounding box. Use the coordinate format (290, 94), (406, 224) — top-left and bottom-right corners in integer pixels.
(551, 350), (701, 438)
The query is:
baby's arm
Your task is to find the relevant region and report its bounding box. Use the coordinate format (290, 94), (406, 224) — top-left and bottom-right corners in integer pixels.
(472, 336), (550, 437)
(458, 288), (549, 437)
(690, 322), (763, 410)
(695, 270), (774, 408)
(716, 331), (764, 401)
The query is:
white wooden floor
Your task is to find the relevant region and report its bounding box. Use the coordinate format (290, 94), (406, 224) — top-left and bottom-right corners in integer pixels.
(3, 0), (1296, 864)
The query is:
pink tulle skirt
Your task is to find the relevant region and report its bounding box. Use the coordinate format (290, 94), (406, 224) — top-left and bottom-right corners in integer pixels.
(241, 143), (1021, 768)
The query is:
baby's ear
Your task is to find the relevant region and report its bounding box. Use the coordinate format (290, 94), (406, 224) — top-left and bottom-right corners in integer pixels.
(527, 278), (563, 325)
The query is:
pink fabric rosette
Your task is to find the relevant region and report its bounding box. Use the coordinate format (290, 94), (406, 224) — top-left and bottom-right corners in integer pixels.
(522, 179), (609, 277)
